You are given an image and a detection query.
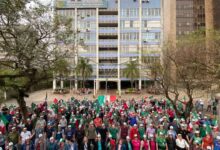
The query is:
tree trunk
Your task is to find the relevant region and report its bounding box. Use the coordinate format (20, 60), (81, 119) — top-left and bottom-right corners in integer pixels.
(17, 89), (28, 119)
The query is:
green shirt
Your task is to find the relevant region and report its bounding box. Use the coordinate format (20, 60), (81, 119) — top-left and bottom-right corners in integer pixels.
(156, 137), (166, 150)
(199, 127), (206, 138)
(157, 129), (167, 136)
(138, 128), (145, 139)
(193, 137), (202, 144)
(109, 128), (118, 139)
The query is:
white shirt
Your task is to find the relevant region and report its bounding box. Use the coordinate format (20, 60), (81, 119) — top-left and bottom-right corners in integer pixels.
(176, 138), (189, 149)
(20, 131), (31, 144)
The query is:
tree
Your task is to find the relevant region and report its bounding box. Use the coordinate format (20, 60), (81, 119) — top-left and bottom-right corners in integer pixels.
(53, 58), (70, 88)
(0, 0), (72, 117)
(75, 57), (93, 89)
(123, 60), (139, 89)
(151, 30), (219, 118)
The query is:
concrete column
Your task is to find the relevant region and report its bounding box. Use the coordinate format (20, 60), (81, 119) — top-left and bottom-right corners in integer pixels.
(60, 80), (64, 89)
(53, 79), (56, 90)
(138, 0), (142, 90)
(139, 79), (142, 90)
(75, 78), (78, 91)
(118, 80), (121, 96)
(4, 91), (7, 100)
(94, 80), (96, 96)
(96, 80), (99, 95)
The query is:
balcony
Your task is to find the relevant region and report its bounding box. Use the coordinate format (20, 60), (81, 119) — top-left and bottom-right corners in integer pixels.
(56, 0), (107, 9)
(99, 27), (117, 34)
(99, 16), (118, 22)
(99, 39), (118, 46)
(99, 9), (118, 15)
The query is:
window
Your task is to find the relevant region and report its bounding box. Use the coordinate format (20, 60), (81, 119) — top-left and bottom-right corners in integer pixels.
(130, 21), (134, 28)
(144, 21), (148, 28)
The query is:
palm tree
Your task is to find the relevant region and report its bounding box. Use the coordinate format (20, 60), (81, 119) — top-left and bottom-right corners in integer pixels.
(75, 57), (93, 89)
(123, 60), (139, 89)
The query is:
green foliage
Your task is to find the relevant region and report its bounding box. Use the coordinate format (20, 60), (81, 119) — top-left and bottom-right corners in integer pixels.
(75, 58), (93, 88)
(0, 0), (73, 116)
(53, 59), (70, 76)
(123, 60), (139, 88)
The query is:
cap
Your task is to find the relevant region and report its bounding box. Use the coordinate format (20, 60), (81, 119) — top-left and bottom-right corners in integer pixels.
(143, 134), (147, 138)
(134, 124), (137, 127)
(195, 130), (200, 134)
(68, 125), (71, 128)
(62, 116), (65, 118)
(109, 134), (112, 138)
(140, 124), (143, 127)
(207, 146), (212, 150)
(217, 136), (220, 140)
(134, 134), (137, 137)
(149, 134), (154, 138)
(12, 127), (16, 130)
(126, 136), (130, 140)
(50, 137), (54, 140)
(123, 122), (127, 125)
(8, 142), (13, 146)
(39, 134), (43, 138)
(170, 126), (173, 129)
(97, 134), (101, 138)
(0, 132), (2, 134)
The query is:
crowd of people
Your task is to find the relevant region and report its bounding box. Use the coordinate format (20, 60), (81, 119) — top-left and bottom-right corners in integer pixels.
(0, 96), (219, 150)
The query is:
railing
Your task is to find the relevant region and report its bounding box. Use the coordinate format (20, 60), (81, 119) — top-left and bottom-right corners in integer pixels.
(56, 0), (107, 8)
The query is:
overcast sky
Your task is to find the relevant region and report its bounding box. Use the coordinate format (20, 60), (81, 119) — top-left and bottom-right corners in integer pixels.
(39, 0), (52, 6)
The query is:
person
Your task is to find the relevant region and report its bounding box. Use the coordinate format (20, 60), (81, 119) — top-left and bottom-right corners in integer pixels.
(156, 132), (166, 150)
(116, 139), (126, 150)
(140, 134), (149, 150)
(94, 134), (103, 150)
(85, 122), (96, 150)
(176, 134), (189, 150)
(97, 124), (108, 149)
(65, 125), (75, 141)
(202, 133), (214, 150)
(149, 134), (156, 150)
(35, 115), (46, 131)
(138, 124), (145, 140)
(166, 132), (176, 150)
(7, 127), (19, 147)
(106, 134), (116, 150)
(146, 124), (155, 139)
(0, 131), (6, 150)
(59, 116), (67, 132)
(20, 127), (32, 145)
(132, 134), (141, 150)
(124, 136), (132, 150)
(214, 136), (220, 150)
(120, 122), (129, 140)
(76, 125), (85, 150)
(82, 136), (89, 150)
(47, 137), (58, 150)
(109, 124), (119, 141)
(35, 134), (46, 150)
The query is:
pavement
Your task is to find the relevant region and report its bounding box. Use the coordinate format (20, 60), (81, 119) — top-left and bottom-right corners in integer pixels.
(2, 88), (211, 107)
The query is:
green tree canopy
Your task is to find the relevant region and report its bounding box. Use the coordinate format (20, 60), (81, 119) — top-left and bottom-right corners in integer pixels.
(75, 57), (93, 89)
(123, 60), (139, 89)
(0, 0), (72, 117)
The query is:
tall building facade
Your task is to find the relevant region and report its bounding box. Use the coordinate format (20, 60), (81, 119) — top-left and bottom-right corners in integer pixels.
(55, 0), (163, 95)
(164, 0), (205, 41)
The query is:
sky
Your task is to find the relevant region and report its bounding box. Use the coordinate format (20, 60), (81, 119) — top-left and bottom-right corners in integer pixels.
(39, 0), (52, 6)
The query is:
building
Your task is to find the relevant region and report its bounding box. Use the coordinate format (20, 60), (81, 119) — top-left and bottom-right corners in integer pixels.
(55, 0), (163, 95)
(164, 0), (205, 41)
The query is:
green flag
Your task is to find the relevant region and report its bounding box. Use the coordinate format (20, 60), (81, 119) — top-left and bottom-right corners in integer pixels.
(0, 114), (8, 125)
(98, 95), (105, 106)
(149, 95), (154, 99)
(31, 103), (37, 110)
